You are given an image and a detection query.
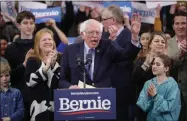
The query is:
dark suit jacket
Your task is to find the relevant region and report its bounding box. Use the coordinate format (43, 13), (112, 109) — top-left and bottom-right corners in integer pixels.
(110, 28), (133, 88)
(59, 38), (140, 88)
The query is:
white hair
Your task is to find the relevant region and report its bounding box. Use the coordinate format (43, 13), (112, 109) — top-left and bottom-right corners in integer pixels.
(80, 19), (103, 34)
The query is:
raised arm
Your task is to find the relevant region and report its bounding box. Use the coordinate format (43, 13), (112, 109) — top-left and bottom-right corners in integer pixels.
(45, 19), (68, 44)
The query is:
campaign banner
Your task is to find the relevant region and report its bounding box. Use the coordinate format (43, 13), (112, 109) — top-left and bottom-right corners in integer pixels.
(132, 2), (156, 24)
(54, 88), (116, 120)
(18, 2), (47, 12)
(30, 7), (62, 24)
(1, 1), (17, 22)
(103, 1), (132, 17)
(146, 1), (177, 9)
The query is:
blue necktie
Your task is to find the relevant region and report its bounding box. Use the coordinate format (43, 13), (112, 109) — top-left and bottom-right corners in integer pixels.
(85, 49), (94, 80)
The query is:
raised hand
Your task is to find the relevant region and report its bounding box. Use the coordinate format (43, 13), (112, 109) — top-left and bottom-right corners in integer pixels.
(45, 19), (56, 28)
(43, 50), (57, 73)
(23, 49), (34, 67)
(69, 85), (80, 89)
(123, 13), (131, 30)
(179, 40), (186, 52)
(2, 117), (11, 121)
(147, 83), (157, 97)
(43, 57), (52, 73)
(48, 50), (58, 67)
(156, 4), (162, 18)
(1, 12), (16, 23)
(144, 52), (156, 67)
(108, 25), (118, 40)
(131, 13), (141, 41)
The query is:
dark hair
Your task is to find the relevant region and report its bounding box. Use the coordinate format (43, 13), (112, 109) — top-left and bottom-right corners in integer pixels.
(16, 11), (35, 24)
(172, 11), (187, 25)
(155, 54), (172, 76)
(137, 31), (167, 59)
(164, 29), (174, 38)
(0, 36), (8, 42)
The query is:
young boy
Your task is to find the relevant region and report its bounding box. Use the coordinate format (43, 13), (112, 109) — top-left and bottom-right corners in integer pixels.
(0, 57), (24, 121)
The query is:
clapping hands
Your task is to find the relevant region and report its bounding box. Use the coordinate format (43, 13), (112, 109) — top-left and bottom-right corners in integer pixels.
(43, 50), (57, 73)
(147, 83), (157, 97)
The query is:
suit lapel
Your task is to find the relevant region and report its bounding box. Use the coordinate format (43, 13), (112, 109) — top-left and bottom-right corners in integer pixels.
(168, 36), (181, 59)
(93, 47), (101, 81)
(79, 42), (84, 62)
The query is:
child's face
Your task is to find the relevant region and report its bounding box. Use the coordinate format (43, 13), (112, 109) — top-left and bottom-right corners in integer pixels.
(152, 57), (167, 76)
(0, 72), (10, 87)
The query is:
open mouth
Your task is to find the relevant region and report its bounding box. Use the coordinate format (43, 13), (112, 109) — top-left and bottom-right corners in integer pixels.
(91, 40), (98, 45)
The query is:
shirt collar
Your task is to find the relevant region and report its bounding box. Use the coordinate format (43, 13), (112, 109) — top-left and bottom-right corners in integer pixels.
(0, 87), (12, 92)
(151, 77), (172, 85)
(84, 42), (95, 54)
(116, 26), (124, 37)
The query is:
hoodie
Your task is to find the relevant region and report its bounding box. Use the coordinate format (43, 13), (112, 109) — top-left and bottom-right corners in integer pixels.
(137, 77), (181, 121)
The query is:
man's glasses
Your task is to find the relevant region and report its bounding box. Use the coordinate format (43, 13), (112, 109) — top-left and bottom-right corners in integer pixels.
(101, 17), (113, 21)
(85, 31), (102, 36)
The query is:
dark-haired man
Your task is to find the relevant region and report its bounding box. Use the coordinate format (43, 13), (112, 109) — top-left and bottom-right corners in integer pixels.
(168, 11), (187, 121)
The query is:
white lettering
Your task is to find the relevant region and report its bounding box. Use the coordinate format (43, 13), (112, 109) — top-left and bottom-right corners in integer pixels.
(32, 11), (59, 18)
(58, 96), (111, 112)
(120, 6), (131, 13)
(70, 100), (79, 110)
(59, 98), (69, 110)
(102, 99), (111, 110)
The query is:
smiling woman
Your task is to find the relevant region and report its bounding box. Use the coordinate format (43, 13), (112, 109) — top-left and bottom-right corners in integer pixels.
(24, 28), (61, 121)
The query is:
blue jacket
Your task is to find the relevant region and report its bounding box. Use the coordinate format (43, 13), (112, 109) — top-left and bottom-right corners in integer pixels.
(137, 77), (181, 121)
(0, 87), (24, 121)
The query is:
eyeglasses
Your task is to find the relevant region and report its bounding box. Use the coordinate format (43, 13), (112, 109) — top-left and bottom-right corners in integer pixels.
(85, 31), (102, 36)
(101, 17), (113, 21)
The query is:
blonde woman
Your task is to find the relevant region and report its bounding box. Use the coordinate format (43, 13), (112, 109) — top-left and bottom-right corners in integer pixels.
(24, 28), (61, 121)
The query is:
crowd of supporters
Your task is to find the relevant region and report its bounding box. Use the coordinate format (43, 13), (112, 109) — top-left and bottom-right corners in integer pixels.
(0, 1), (186, 121)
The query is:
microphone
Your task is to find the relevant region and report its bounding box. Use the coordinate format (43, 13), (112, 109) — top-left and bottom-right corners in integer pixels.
(76, 55), (83, 66)
(85, 53), (92, 65)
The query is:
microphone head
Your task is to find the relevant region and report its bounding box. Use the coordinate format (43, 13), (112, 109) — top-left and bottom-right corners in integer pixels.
(76, 54), (82, 65)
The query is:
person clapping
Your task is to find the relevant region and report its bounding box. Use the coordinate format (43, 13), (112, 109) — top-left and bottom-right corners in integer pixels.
(24, 28), (61, 121)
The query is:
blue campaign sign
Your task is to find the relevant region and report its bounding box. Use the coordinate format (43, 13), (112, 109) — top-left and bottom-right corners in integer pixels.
(57, 37), (76, 53)
(103, 1), (132, 17)
(54, 88), (116, 120)
(30, 7), (62, 24)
